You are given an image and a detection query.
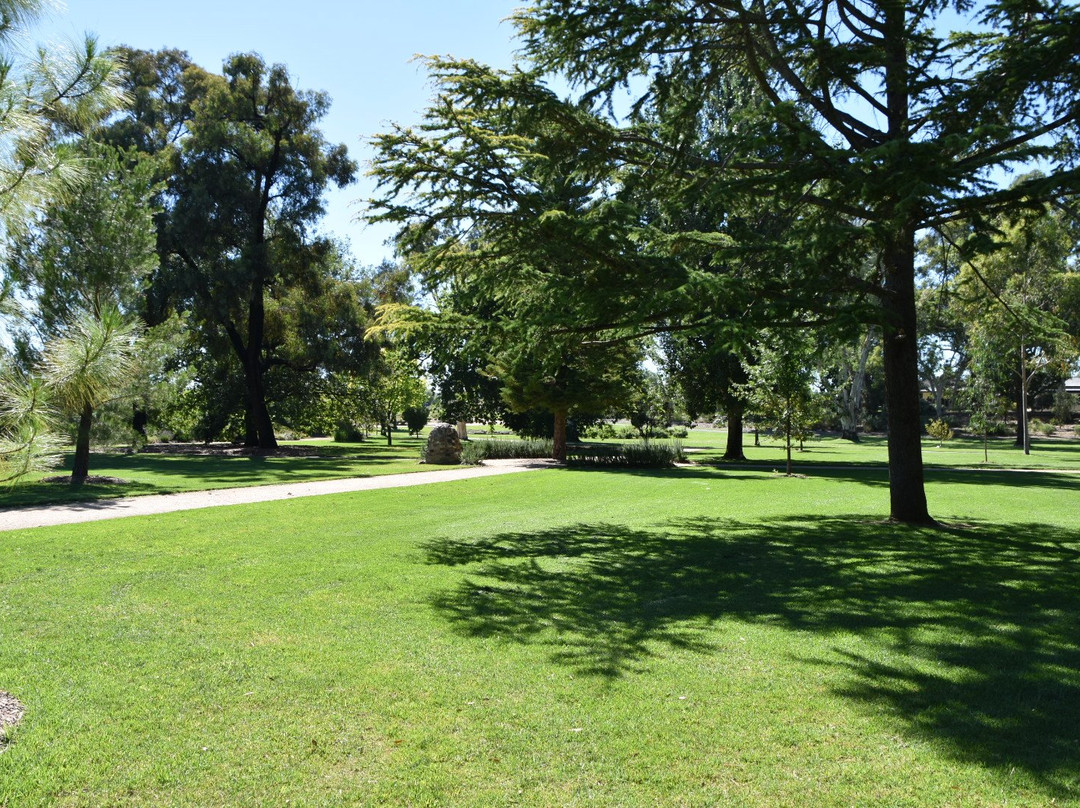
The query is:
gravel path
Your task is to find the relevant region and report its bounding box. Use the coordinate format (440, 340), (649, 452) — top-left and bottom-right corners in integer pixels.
(0, 459), (559, 533)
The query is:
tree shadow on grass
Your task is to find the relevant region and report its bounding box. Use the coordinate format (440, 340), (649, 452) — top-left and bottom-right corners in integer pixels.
(423, 515), (1080, 796)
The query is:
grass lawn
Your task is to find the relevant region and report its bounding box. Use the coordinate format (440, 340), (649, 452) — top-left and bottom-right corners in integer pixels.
(0, 433), (430, 510)
(682, 426), (1080, 471)
(2, 456), (1078, 805)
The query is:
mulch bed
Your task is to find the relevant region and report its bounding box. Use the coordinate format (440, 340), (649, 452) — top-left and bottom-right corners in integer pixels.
(0, 691), (24, 749)
(41, 475), (129, 485)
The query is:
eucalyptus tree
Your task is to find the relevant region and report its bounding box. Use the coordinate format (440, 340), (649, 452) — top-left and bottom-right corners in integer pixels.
(956, 206), (1079, 453)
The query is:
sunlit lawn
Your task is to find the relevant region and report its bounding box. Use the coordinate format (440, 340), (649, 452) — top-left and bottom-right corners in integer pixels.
(681, 426), (1080, 470)
(1, 457), (1078, 806)
(0, 432), (429, 509)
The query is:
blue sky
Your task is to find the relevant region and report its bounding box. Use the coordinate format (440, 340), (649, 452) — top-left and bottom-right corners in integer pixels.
(32, 0), (522, 267)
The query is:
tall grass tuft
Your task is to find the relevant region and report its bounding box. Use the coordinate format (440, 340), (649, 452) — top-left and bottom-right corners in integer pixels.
(568, 440), (685, 468)
(461, 438), (555, 465)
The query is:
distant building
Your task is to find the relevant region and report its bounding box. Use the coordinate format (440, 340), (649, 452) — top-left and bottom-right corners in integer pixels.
(1066, 377), (1080, 395)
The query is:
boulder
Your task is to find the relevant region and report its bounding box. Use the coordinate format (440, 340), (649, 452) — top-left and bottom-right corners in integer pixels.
(425, 425), (462, 465)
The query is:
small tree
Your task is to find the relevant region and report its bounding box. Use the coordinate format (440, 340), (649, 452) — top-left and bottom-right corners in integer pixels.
(926, 419), (954, 448)
(402, 405), (430, 437)
(364, 348), (426, 446)
(963, 346), (1011, 463)
(739, 331), (821, 476)
(40, 308), (139, 483)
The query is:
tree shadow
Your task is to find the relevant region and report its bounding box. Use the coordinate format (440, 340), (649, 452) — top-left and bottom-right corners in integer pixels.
(423, 515), (1080, 795)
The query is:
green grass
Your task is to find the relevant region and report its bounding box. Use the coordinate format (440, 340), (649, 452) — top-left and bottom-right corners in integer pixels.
(682, 426), (1080, 470)
(2, 460), (1079, 805)
(0, 433), (431, 509)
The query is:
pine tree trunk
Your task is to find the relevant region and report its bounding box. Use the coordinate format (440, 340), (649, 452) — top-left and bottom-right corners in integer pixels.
(881, 235), (934, 524)
(71, 403), (93, 483)
(722, 402), (746, 460)
(553, 408), (568, 462)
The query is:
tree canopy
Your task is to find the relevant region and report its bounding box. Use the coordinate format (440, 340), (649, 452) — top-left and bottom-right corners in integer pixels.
(372, 0), (1080, 522)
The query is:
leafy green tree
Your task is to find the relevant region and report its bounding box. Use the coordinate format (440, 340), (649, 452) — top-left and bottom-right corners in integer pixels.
(963, 344), (1011, 463)
(0, 6), (127, 481)
(7, 143), (162, 336)
(497, 334), (639, 461)
(507, 0), (1080, 523)
(739, 331), (823, 476)
(663, 329), (750, 458)
(363, 347), (427, 446)
(40, 307), (139, 482)
(957, 206), (1078, 453)
(403, 405), (430, 437)
(159, 53), (356, 449)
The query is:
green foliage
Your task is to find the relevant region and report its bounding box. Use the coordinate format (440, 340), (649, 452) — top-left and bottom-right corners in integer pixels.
(7, 143), (163, 334)
(0, 9), (126, 246)
(567, 440), (685, 467)
(40, 308), (140, 416)
(1028, 419), (1055, 438)
(0, 364), (61, 483)
(150, 52), (357, 448)
(926, 419), (955, 447)
(1052, 390), (1075, 424)
(402, 405), (430, 437)
(333, 421), (367, 443)
(461, 438), (554, 464)
(739, 330), (824, 474)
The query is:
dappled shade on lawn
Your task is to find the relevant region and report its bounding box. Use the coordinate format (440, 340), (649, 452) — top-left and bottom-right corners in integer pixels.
(424, 514), (1080, 797)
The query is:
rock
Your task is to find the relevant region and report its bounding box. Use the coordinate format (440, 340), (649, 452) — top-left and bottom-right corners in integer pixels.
(425, 425), (462, 465)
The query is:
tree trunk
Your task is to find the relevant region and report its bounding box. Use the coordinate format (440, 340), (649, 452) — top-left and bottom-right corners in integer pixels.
(456, 420), (469, 441)
(1020, 342), (1030, 455)
(243, 349), (277, 450)
(722, 401), (746, 460)
(242, 404), (257, 446)
(1014, 378), (1025, 446)
(71, 403), (93, 483)
(784, 411), (793, 476)
(553, 408), (568, 462)
(839, 330), (872, 442)
(881, 236), (934, 524)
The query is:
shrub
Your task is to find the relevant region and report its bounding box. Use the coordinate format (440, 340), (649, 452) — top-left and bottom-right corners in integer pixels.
(403, 406), (430, 436)
(459, 441), (485, 465)
(1074, 424), (1080, 438)
(333, 421), (366, 442)
(463, 438), (554, 462)
(1027, 418), (1054, 437)
(567, 440), (685, 468)
(1052, 390), (1075, 424)
(581, 423), (617, 440)
(670, 426), (689, 439)
(926, 419), (954, 446)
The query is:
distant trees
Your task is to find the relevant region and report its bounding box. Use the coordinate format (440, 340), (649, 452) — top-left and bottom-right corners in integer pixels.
(371, 0), (1080, 522)
(739, 331), (823, 476)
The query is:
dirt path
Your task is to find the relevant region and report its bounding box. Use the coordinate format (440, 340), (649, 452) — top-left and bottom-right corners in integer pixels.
(0, 459), (558, 533)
